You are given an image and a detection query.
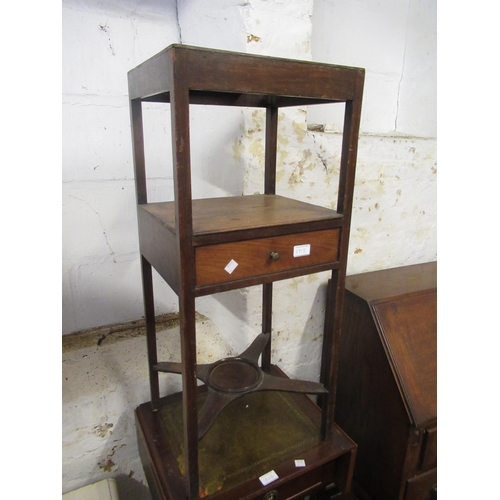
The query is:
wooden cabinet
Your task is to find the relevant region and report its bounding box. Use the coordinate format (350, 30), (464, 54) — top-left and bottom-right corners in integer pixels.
(335, 262), (437, 500)
(128, 44), (365, 500)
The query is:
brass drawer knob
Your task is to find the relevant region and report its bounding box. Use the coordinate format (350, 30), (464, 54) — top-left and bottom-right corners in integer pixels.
(269, 252), (280, 261)
(263, 491), (278, 500)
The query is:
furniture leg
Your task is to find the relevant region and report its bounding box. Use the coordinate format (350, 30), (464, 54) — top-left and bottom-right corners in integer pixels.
(141, 256), (160, 409)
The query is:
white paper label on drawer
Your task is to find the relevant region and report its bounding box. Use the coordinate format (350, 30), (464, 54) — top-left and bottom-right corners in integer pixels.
(259, 470), (279, 486)
(295, 459), (306, 467)
(293, 244), (311, 257)
(224, 259), (238, 274)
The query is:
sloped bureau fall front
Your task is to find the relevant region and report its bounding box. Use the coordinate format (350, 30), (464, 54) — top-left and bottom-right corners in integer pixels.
(335, 262), (437, 500)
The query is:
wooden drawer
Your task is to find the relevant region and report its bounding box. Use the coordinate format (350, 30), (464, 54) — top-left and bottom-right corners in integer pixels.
(404, 468), (436, 500)
(195, 229), (340, 287)
(251, 456), (342, 500)
(258, 466), (323, 500)
(420, 425), (437, 471)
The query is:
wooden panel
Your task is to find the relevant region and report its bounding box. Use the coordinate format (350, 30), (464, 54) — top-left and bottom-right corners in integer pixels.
(419, 426), (437, 472)
(183, 45), (363, 100)
(195, 229), (339, 286)
(129, 44), (364, 102)
(194, 261), (340, 297)
(404, 468), (437, 500)
(138, 205), (180, 294)
(372, 290), (437, 428)
(128, 47), (173, 100)
(141, 195), (342, 244)
(337, 264), (437, 500)
(272, 468), (323, 500)
(345, 262), (437, 303)
(336, 293), (411, 499)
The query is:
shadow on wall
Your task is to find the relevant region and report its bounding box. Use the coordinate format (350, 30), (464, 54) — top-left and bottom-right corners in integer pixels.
(294, 278), (329, 382)
(197, 274), (332, 383)
(267, 274), (330, 382)
(95, 412), (152, 500)
(196, 287), (256, 355)
(114, 474), (152, 500)
(190, 105), (247, 198)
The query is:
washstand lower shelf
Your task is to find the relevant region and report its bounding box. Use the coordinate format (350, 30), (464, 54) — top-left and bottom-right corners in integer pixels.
(136, 365), (357, 500)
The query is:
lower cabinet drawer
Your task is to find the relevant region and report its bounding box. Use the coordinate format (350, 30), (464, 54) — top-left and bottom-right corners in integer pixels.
(420, 425), (437, 471)
(257, 460), (331, 500)
(195, 229), (340, 287)
(262, 475), (322, 500)
(404, 468), (437, 500)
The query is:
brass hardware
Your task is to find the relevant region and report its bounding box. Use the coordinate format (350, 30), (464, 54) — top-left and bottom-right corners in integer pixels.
(263, 490), (278, 500)
(269, 252), (280, 261)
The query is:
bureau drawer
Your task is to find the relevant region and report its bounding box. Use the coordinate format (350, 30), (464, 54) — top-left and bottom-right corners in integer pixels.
(195, 229), (340, 287)
(404, 468), (436, 500)
(259, 467), (323, 500)
(420, 425), (437, 471)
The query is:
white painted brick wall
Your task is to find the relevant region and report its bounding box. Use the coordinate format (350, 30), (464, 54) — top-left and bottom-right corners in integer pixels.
(62, 317), (235, 498)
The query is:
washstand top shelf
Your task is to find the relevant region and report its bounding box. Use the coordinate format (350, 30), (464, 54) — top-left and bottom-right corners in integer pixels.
(139, 194), (344, 246)
(128, 44), (365, 106)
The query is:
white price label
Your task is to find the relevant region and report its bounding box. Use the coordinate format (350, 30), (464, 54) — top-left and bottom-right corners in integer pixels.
(224, 259), (238, 274)
(259, 470), (279, 486)
(293, 244), (311, 257)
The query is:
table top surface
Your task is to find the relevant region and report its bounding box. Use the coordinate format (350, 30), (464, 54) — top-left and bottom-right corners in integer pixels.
(345, 261), (437, 303)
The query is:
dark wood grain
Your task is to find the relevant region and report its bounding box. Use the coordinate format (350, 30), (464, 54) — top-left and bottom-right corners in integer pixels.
(372, 290), (437, 428)
(345, 261), (437, 302)
(194, 260), (341, 298)
(169, 52), (200, 499)
(129, 99), (147, 204)
(141, 195), (342, 242)
(264, 105), (278, 194)
(140, 256), (160, 409)
(419, 425), (437, 471)
(404, 469), (437, 500)
(128, 44), (364, 102)
(128, 44), (365, 500)
(137, 205), (180, 295)
(262, 104), (279, 371)
(321, 76), (364, 439)
(195, 229), (339, 286)
(336, 262), (437, 500)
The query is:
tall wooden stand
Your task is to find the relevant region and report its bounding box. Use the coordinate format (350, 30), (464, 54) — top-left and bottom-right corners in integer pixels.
(128, 45), (365, 500)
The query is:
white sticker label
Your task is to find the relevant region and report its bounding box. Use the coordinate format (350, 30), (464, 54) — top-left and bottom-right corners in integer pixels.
(224, 259), (238, 274)
(259, 470), (279, 486)
(295, 459), (306, 468)
(293, 244), (311, 257)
